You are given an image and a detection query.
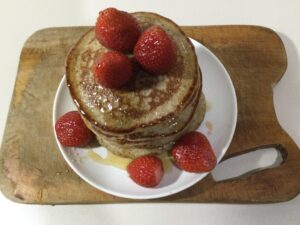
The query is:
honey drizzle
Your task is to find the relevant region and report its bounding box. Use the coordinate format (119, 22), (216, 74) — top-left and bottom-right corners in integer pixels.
(87, 149), (131, 170)
(87, 149), (173, 171)
(205, 121), (213, 135)
(206, 100), (212, 112)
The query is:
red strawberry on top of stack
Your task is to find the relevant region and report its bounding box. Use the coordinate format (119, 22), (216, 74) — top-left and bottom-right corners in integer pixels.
(95, 7), (141, 53)
(134, 25), (177, 75)
(93, 51), (133, 88)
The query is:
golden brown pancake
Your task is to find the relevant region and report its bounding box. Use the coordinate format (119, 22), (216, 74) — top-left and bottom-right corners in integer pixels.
(66, 12), (205, 158)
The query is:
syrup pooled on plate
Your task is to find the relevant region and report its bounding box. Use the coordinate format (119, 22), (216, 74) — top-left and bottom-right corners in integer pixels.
(87, 149), (131, 170)
(87, 148), (173, 171)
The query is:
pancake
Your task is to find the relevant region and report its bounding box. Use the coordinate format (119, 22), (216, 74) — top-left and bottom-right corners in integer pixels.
(86, 93), (206, 158)
(66, 12), (205, 158)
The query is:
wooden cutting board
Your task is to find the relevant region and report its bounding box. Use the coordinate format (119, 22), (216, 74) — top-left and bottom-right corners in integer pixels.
(0, 26), (299, 204)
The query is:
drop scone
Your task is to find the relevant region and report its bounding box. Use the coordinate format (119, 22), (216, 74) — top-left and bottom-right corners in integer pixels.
(66, 11), (206, 158)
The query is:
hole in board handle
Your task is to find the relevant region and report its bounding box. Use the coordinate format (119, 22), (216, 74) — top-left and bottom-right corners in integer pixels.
(212, 145), (287, 182)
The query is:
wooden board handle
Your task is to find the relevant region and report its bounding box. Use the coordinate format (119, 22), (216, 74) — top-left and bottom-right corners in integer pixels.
(209, 140), (300, 203)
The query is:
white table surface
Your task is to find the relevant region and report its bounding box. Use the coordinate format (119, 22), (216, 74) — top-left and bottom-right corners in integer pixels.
(0, 0), (299, 224)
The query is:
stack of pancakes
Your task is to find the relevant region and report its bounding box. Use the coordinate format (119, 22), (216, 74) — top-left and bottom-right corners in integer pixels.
(66, 12), (206, 158)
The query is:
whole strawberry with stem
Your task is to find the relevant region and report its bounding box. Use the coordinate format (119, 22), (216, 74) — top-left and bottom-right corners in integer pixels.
(127, 155), (164, 187)
(95, 7), (141, 53)
(171, 131), (217, 172)
(134, 25), (177, 75)
(55, 111), (94, 147)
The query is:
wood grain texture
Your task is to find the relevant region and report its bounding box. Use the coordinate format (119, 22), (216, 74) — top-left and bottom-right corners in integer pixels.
(0, 26), (299, 204)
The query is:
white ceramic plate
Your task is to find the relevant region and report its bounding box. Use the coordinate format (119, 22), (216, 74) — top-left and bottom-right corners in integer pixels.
(53, 39), (237, 199)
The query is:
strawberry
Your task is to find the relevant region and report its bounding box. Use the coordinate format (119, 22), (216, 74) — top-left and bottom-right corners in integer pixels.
(95, 8), (141, 53)
(127, 155), (164, 187)
(55, 111), (93, 147)
(171, 131), (217, 173)
(134, 26), (177, 75)
(93, 51), (133, 88)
